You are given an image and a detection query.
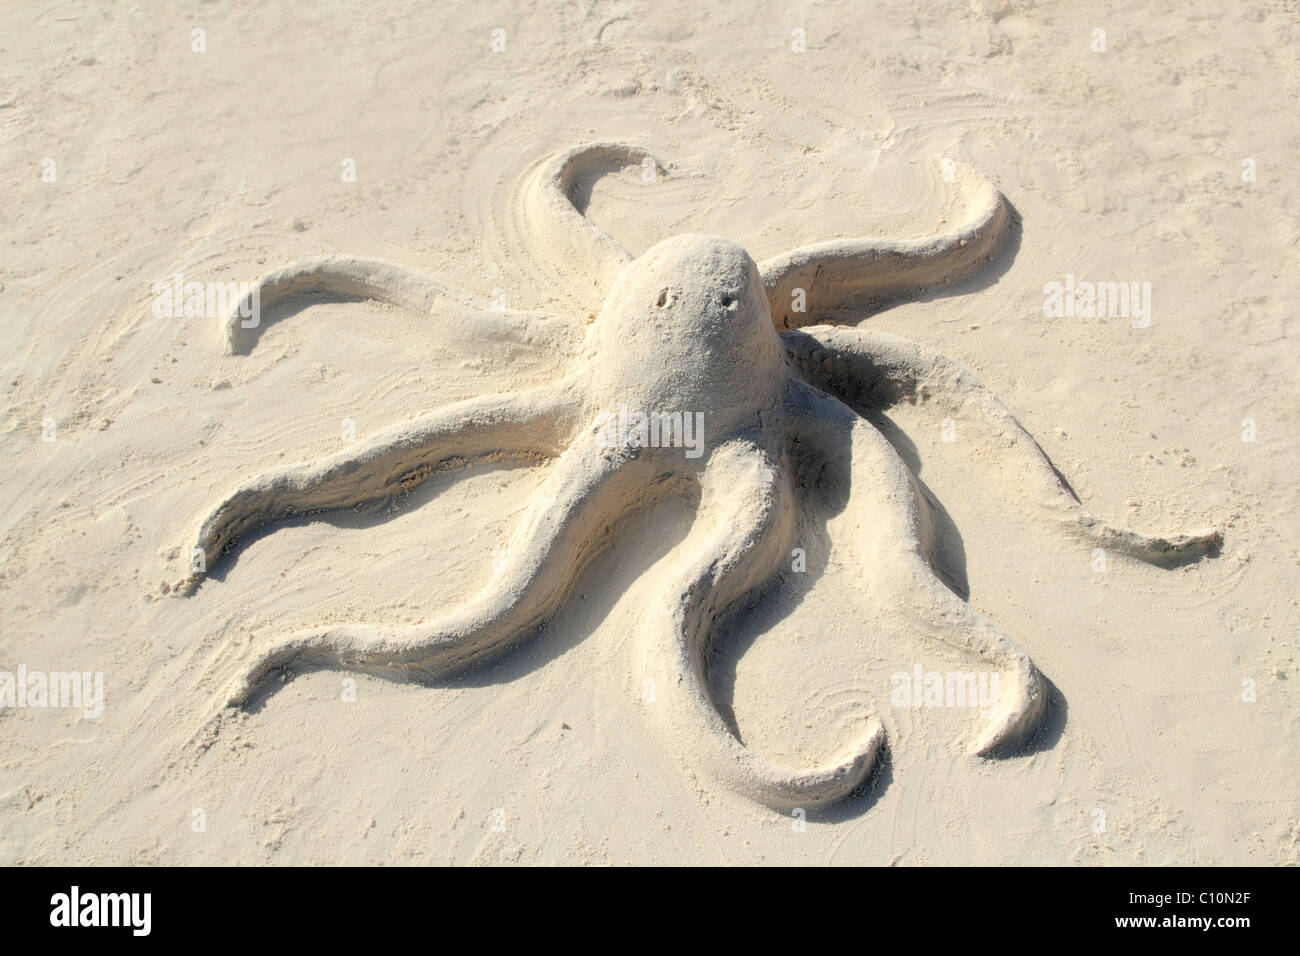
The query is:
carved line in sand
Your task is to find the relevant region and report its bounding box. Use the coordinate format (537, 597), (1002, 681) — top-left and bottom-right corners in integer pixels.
(183, 144), (1220, 811)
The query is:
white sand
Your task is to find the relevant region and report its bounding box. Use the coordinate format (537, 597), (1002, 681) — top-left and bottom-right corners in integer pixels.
(1, 0), (1296, 864)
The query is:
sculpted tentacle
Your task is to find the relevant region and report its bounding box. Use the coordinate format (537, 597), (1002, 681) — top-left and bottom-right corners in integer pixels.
(522, 143), (652, 293)
(225, 430), (680, 707)
(783, 326), (1221, 564)
(641, 437), (884, 810)
(183, 381), (584, 594)
(788, 380), (1045, 755)
(760, 163), (1011, 329)
(223, 254), (573, 356)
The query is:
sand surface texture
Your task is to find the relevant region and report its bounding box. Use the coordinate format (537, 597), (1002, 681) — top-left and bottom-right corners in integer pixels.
(1, 0), (1296, 865)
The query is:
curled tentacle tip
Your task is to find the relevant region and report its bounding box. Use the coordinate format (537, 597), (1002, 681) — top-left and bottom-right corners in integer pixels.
(749, 721), (886, 811)
(969, 666), (1046, 758)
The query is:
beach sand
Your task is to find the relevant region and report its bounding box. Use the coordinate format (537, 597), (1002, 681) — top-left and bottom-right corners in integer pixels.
(1, 0), (1296, 864)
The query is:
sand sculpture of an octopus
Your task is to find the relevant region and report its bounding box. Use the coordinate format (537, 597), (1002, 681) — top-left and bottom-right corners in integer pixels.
(181, 144), (1219, 810)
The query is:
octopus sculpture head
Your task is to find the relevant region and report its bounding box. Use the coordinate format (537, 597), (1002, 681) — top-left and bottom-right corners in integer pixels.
(182, 143), (1220, 813)
(589, 233), (785, 439)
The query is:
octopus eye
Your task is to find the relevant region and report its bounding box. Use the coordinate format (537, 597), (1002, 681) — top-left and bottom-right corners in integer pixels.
(720, 294), (738, 310)
(656, 289), (670, 308)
